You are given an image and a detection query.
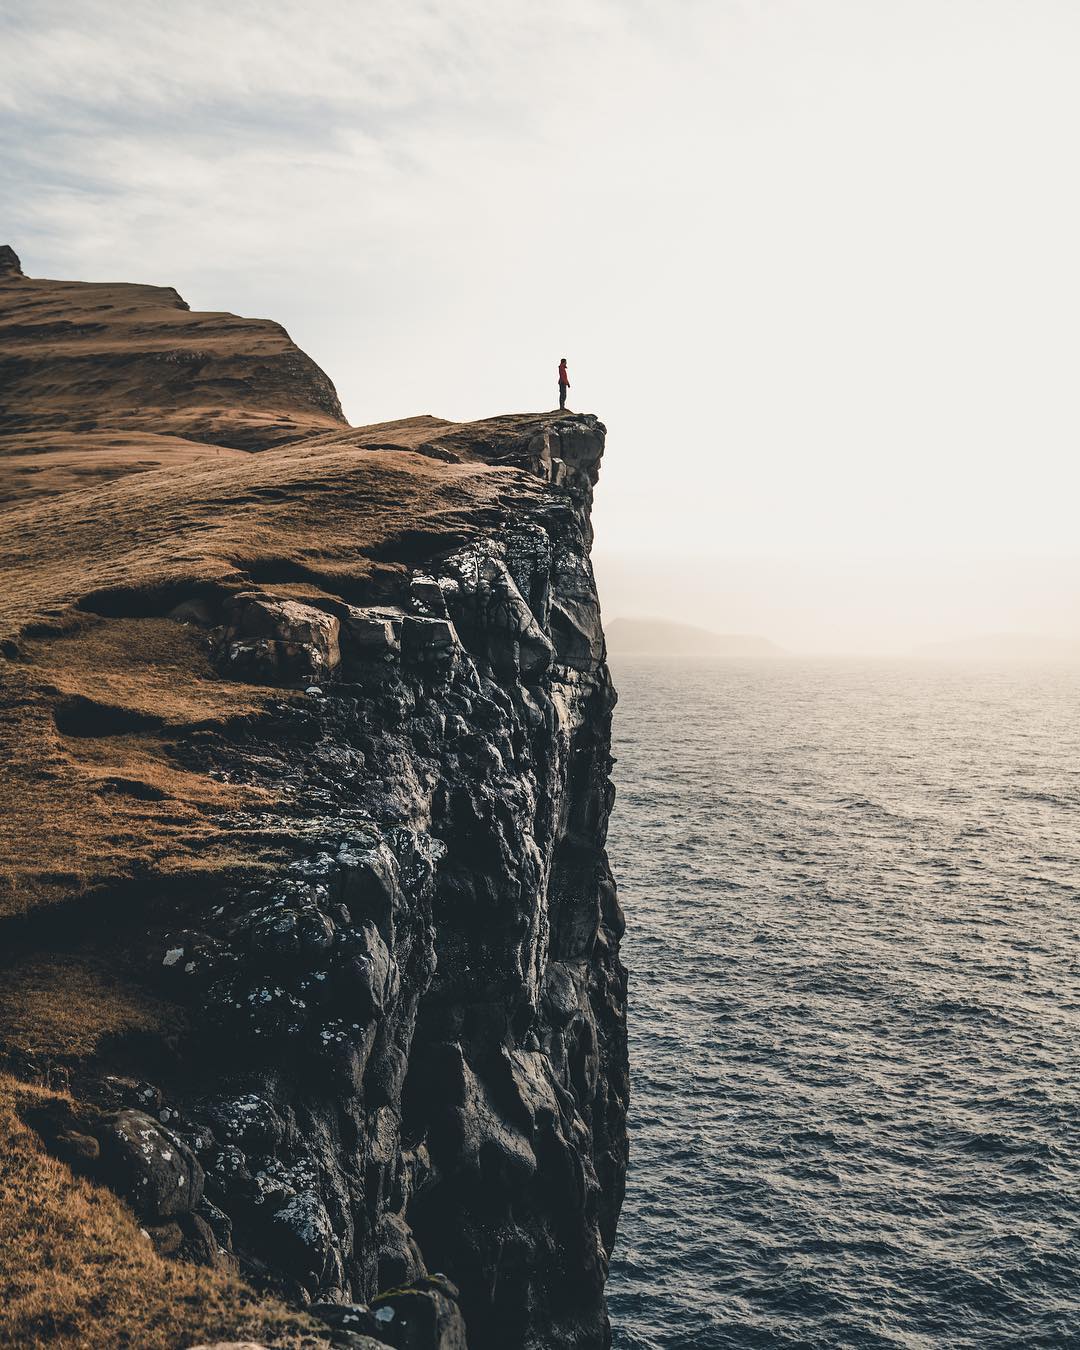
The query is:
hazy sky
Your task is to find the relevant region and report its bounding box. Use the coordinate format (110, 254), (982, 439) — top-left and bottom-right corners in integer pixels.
(4, 0), (1079, 651)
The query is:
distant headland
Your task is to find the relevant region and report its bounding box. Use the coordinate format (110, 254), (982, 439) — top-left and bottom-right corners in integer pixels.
(606, 617), (785, 658)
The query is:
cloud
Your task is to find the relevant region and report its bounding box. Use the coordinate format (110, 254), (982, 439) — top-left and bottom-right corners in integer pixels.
(1, 1), (657, 280)
(4, 0), (1080, 647)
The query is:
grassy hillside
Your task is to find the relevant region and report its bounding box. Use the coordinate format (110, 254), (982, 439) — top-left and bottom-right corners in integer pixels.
(0, 245), (345, 500)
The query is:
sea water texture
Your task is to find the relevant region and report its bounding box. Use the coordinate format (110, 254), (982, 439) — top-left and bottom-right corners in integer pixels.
(605, 657), (1080, 1349)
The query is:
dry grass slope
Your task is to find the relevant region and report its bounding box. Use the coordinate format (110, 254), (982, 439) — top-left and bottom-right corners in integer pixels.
(0, 1073), (333, 1349)
(0, 247), (346, 495)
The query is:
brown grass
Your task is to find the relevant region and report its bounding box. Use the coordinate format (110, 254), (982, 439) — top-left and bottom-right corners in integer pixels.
(0, 1072), (332, 1349)
(0, 267), (346, 452)
(0, 954), (180, 1066)
(0, 431), (246, 504)
(0, 616), (281, 920)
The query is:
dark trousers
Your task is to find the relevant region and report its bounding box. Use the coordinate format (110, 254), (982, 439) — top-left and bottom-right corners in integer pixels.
(559, 382), (568, 409)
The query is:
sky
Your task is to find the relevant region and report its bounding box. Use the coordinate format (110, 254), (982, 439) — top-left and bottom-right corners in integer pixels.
(3, 0), (1080, 652)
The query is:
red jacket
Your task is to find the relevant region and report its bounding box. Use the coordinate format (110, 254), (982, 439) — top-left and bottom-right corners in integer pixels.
(558, 362), (570, 387)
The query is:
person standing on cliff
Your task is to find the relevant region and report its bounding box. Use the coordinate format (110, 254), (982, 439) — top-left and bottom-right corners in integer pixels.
(558, 357), (570, 410)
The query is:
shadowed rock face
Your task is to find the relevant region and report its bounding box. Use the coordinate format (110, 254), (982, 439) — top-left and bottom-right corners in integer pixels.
(0, 252), (627, 1349)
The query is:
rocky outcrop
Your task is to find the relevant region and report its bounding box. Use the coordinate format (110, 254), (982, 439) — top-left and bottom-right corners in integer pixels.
(218, 593), (344, 685)
(311, 1276), (467, 1348)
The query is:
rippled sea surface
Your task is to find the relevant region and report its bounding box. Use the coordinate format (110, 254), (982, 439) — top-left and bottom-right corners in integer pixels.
(605, 658), (1080, 1349)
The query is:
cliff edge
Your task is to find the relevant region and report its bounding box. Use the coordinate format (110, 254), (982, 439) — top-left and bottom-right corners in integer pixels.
(0, 250), (627, 1350)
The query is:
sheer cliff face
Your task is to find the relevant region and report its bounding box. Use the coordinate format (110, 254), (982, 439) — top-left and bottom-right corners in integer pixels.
(0, 251), (627, 1350)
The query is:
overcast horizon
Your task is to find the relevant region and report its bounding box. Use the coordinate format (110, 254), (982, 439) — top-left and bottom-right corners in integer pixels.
(596, 553), (1080, 657)
(5, 0), (1080, 653)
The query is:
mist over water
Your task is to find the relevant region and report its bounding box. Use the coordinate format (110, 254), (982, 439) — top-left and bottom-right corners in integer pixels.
(605, 657), (1080, 1349)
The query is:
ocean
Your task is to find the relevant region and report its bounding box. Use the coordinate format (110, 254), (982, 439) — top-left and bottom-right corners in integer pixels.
(604, 657), (1080, 1349)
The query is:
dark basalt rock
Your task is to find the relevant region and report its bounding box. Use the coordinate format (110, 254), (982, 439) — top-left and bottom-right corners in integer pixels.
(312, 1275), (467, 1349)
(97, 1109), (204, 1219)
(218, 592), (342, 685)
